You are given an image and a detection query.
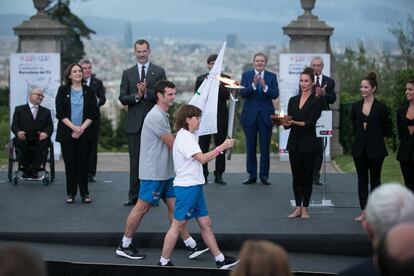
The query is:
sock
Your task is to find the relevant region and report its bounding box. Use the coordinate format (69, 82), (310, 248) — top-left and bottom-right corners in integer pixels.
(184, 236), (196, 249)
(122, 236), (132, 248)
(215, 253), (225, 262)
(160, 256), (170, 265)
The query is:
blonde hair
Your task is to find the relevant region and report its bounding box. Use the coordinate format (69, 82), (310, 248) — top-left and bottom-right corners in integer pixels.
(230, 240), (292, 276)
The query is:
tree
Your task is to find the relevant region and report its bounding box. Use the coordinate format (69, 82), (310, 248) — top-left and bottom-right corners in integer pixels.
(99, 114), (114, 151)
(46, 0), (95, 72)
(113, 108), (128, 151)
(389, 15), (414, 69)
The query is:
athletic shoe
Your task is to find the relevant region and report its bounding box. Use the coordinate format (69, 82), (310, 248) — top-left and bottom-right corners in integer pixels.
(216, 255), (239, 269)
(158, 261), (174, 266)
(115, 243), (146, 259)
(186, 243), (209, 259)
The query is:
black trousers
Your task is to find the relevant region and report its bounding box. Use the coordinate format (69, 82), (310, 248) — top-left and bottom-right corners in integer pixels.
(289, 150), (317, 207)
(88, 121), (100, 177)
(198, 123), (227, 178)
(61, 138), (91, 198)
(353, 152), (384, 210)
(400, 160), (414, 193)
(127, 131), (141, 200)
(15, 137), (50, 174)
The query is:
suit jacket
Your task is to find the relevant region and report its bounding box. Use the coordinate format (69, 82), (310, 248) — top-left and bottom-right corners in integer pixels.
(55, 84), (98, 143)
(119, 63), (166, 134)
(240, 69), (279, 127)
(87, 75), (106, 136)
(337, 258), (379, 276)
(311, 74), (336, 110)
(11, 104), (53, 140)
(286, 94), (323, 152)
(351, 99), (392, 159)
(396, 105), (414, 163)
(195, 73), (230, 127)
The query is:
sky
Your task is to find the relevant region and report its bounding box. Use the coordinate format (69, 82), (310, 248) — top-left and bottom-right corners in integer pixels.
(1, 0), (412, 42)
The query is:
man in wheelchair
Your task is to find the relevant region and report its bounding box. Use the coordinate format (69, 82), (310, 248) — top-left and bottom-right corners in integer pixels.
(11, 87), (53, 178)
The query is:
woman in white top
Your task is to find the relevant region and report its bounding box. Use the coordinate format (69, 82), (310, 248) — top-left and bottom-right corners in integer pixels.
(159, 104), (238, 269)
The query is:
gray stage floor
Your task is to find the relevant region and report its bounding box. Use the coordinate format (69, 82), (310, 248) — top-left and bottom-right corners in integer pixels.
(0, 171), (367, 274)
(0, 172), (363, 234)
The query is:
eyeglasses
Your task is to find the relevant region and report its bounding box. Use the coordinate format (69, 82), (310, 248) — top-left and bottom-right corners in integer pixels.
(32, 93), (44, 98)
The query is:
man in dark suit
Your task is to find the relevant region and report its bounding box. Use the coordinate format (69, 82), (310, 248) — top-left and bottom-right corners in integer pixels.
(240, 52), (279, 185)
(194, 54), (230, 184)
(11, 87), (53, 178)
(310, 56), (336, 186)
(80, 59), (106, 183)
(119, 39), (167, 206)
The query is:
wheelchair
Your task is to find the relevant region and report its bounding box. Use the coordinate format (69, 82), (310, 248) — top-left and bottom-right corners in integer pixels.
(8, 137), (55, 185)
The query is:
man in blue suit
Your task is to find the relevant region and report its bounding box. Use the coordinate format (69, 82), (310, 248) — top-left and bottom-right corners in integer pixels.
(240, 53), (279, 185)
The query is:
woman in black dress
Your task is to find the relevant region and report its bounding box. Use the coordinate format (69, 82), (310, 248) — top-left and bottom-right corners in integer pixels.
(351, 72), (392, 222)
(283, 67), (323, 219)
(396, 79), (414, 192)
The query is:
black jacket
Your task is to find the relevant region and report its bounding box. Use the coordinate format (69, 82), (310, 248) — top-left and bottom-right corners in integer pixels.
(55, 84), (98, 143)
(286, 94), (323, 152)
(11, 104), (53, 140)
(351, 99), (392, 159)
(396, 105), (414, 162)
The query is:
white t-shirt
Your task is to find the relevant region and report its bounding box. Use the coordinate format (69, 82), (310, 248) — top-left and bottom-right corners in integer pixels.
(173, 128), (205, 187)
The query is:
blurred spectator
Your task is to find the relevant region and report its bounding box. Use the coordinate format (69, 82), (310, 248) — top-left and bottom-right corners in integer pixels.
(0, 245), (46, 276)
(230, 240), (292, 276)
(338, 183), (414, 276)
(377, 223), (414, 276)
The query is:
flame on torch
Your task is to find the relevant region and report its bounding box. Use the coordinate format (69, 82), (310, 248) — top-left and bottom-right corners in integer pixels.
(217, 76), (239, 87)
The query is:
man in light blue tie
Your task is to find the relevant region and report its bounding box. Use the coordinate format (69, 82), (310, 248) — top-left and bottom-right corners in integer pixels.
(240, 53), (279, 185)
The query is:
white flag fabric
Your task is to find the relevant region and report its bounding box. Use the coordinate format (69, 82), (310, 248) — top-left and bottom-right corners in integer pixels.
(189, 42), (226, 136)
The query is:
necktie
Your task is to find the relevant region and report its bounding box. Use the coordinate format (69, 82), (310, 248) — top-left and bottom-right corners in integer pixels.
(257, 72), (262, 95)
(32, 105), (38, 119)
(140, 65), (146, 82)
(316, 75), (321, 87)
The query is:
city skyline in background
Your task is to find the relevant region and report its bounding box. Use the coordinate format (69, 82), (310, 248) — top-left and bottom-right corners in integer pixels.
(0, 0), (412, 45)
(1, 0), (412, 129)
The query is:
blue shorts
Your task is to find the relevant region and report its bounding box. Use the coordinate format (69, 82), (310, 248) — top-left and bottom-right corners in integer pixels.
(139, 178), (175, 206)
(174, 185), (208, 220)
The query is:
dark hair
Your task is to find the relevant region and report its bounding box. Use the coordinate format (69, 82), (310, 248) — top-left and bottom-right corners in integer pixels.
(362, 72), (378, 91)
(155, 80), (176, 100)
(134, 39), (150, 50)
(253, 52), (268, 62)
(0, 246), (46, 276)
(377, 234), (414, 276)
(64, 63), (83, 85)
(207, 54), (218, 64)
(406, 79), (414, 85)
(175, 104), (202, 130)
(300, 67), (315, 83)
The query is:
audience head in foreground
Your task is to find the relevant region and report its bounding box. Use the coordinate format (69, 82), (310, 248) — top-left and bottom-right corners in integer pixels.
(230, 240), (292, 276)
(363, 183), (414, 248)
(0, 245), (46, 276)
(377, 223), (414, 276)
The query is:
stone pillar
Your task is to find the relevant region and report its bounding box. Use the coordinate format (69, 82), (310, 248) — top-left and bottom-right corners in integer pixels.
(282, 0), (343, 156)
(13, 0), (66, 53)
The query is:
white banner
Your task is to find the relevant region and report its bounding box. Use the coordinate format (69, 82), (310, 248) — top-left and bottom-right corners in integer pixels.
(278, 53), (331, 161)
(9, 53), (61, 159)
(316, 111), (333, 137)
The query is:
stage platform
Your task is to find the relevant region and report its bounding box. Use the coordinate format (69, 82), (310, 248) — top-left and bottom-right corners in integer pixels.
(0, 169), (370, 275)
